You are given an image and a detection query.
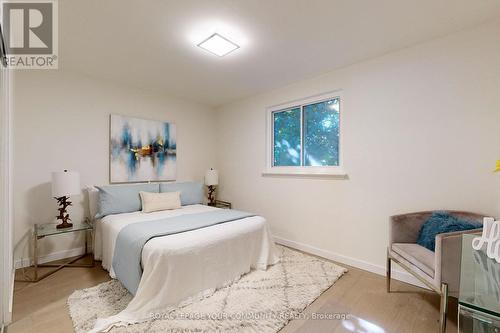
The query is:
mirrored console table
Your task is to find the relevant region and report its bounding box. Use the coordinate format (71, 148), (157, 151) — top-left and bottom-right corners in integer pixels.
(459, 234), (500, 333)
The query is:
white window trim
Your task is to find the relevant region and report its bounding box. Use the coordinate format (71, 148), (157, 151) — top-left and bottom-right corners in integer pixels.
(263, 90), (347, 178)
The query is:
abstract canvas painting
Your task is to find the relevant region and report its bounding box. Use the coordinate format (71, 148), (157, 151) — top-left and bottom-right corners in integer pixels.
(110, 115), (177, 183)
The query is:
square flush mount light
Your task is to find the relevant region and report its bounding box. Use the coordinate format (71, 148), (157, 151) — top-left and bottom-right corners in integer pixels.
(197, 33), (240, 57)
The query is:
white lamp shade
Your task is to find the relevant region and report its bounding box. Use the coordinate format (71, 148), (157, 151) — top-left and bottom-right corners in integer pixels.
(51, 171), (81, 197)
(205, 168), (219, 186)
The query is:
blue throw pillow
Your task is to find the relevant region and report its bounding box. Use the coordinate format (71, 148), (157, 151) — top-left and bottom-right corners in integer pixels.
(95, 183), (160, 218)
(160, 182), (204, 206)
(416, 212), (481, 251)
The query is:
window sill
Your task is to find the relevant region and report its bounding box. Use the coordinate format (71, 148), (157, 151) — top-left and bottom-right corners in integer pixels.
(261, 168), (348, 179)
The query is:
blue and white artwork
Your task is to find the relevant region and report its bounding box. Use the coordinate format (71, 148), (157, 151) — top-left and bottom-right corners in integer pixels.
(110, 115), (177, 183)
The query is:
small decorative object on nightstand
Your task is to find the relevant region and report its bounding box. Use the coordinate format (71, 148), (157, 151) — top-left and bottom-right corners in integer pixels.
(52, 170), (80, 229)
(205, 168), (218, 206)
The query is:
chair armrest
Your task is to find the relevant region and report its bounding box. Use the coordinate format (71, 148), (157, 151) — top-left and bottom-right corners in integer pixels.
(390, 211), (434, 245)
(434, 228), (483, 295)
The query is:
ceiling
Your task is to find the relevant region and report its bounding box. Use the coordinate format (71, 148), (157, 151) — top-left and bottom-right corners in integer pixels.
(59, 0), (500, 107)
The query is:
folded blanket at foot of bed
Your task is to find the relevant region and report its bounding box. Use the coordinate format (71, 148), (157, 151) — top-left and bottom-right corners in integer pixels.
(112, 209), (256, 295)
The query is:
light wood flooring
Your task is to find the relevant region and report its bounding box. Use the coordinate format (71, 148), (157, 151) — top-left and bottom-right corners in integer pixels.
(7, 254), (458, 333)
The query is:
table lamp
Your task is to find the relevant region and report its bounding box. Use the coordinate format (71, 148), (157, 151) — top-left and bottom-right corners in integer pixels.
(51, 170), (80, 229)
(205, 168), (218, 206)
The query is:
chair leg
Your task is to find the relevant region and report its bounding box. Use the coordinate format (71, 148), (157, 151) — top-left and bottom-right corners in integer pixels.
(386, 252), (391, 293)
(439, 283), (448, 333)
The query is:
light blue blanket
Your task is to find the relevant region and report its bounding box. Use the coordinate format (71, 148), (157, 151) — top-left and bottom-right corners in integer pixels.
(112, 209), (255, 295)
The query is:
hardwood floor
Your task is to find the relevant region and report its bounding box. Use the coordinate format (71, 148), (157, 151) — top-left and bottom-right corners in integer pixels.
(7, 255), (458, 333)
(9, 256), (109, 333)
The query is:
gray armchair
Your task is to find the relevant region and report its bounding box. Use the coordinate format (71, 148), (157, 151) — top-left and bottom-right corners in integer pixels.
(387, 211), (486, 333)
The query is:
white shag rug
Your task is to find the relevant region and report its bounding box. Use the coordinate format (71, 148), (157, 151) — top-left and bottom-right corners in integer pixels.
(68, 245), (347, 333)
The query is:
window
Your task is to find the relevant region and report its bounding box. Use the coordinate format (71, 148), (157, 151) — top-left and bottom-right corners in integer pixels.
(265, 92), (346, 177)
(273, 107), (301, 166)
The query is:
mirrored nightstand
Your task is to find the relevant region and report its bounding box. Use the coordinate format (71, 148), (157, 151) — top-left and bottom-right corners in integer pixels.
(17, 220), (95, 282)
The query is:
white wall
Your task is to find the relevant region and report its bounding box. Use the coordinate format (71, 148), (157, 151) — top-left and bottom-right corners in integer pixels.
(215, 20), (500, 278)
(13, 70), (217, 263)
(12, 19), (500, 282)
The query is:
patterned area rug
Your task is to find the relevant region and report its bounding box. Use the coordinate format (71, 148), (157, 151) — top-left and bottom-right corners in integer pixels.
(68, 245), (347, 333)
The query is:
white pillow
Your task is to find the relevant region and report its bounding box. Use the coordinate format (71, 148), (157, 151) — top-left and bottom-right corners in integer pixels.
(140, 191), (181, 213)
(86, 186), (99, 220)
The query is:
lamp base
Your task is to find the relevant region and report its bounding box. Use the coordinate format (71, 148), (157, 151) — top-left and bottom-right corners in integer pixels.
(56, 221), (73, 229)
(207, 185), (217, 206)
(55, 195), (73, 229)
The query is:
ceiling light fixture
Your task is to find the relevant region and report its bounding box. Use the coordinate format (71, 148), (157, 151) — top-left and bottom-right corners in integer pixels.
(197, 33), (239, 57)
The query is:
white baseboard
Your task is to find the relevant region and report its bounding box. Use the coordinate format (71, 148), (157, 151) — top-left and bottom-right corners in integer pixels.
(13, 238), (427, 290)
(274, 236), (428, 290)
(14, 247), (86, 269)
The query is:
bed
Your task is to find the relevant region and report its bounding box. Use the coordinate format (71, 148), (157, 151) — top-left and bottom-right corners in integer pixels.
(89, 190), (278, 332)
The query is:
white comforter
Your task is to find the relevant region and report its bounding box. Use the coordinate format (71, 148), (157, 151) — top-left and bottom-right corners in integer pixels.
(91, 204), (278, 332)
